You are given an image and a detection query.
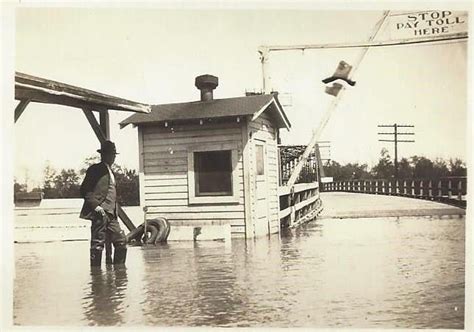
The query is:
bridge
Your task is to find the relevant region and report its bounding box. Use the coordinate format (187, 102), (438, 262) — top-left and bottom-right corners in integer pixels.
(276, 144), (467, 227)
(319, 192), (465, 220)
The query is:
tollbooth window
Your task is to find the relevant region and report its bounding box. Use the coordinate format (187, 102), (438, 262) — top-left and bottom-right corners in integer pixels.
(194, 150), (232, 196)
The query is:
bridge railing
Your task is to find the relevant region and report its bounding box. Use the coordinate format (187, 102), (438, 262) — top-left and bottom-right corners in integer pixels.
(321, 177), (467, 208)
(279, 182), (322, 228)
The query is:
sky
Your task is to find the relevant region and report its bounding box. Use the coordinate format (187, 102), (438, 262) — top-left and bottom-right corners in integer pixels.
(6, 5), (470, 188)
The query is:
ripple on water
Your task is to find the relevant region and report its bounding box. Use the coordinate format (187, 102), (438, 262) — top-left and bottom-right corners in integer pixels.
(13, 216), (465, 328)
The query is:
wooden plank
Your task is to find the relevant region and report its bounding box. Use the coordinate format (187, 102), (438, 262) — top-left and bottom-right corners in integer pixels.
(138, 128), (146, 208)
(144, 164), (244, 174)
(143, 142), (243, 154)
(146, 211), (244, 220)
(145, 189), (245, 200)
(144, 164), (188, 173)
(144, 134), (243, 147)
(144, 157), (188, 167)
(295, 194), (318, 211)
(145, 173), (188, 181)
(145, 177), (244, 188)
(14, 99), (30, 123)
(15, 72), (150, 113)
(146, 205), (245, 213)
(242, 119), (253, 239)
(99, 111), (110, 139)
(142, 121), (240, 134)
(231, 225), (246, 233)
(294, 182), (318, 193)
(82, 108), (107, 143)
(144, 186), (188, 194)
(143, 199), (188, 207)
(117, 205), (137, 231)
(144, 127), (242, 140)
(144, 192), (189, 200)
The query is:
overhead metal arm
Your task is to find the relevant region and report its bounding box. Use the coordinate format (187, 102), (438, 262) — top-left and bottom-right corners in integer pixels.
(286, 11), (391, 187)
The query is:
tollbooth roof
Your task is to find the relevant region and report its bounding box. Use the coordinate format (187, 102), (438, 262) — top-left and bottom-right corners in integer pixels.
(120, 94), (291, 129)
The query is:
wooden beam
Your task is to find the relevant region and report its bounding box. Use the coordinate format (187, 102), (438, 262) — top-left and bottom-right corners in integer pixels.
(118, 205), (137, 231)
(82, 108), (107, 143)
(14, 99), (30, 123)
(99, 110), (110, 140)
(16, 72), (151, 113)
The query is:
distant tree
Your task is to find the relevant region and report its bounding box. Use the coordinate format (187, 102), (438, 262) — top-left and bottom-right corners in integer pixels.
(53, 169), (81, 198)
(371, 148), (394, 179)
(398, 157), (413, 179)
(14, 180), (27, 193)
(432, 158), (450, 178)
(324, 161), (371, 181)
(113, 166), (140, 206)
(42, 163), (58, 198)
(14, 180), (27, 200)
(411, 156), (442, 179)
(449, 158), (467, 176)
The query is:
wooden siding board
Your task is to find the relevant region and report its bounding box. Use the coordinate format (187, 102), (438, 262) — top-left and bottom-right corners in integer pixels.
(142, 122), (246, 234)
(144, 134), (243, 147)
(144, 127), (242, 140)
(142, 122), (240, 134)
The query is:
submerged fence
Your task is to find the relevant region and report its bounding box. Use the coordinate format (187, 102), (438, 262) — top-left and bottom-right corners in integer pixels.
(279, 182), (322, 228)
(321, 177), (467, 208)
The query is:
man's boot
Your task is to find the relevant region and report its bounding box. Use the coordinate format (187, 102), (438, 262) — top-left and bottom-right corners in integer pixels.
(105, 242), (113, 265)
(113, 247), (127, 265)
(90, 249), (102, 267)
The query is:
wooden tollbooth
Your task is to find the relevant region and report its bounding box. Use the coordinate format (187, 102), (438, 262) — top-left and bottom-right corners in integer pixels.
(121, 75), (291, 240)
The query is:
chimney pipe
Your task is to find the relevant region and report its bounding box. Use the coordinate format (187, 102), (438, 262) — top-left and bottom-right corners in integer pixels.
(195, 74), (218, 101)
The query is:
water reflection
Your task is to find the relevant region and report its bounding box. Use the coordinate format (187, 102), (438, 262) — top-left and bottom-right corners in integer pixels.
(14, 216), (465, 328)
(82, 265), (128, 326)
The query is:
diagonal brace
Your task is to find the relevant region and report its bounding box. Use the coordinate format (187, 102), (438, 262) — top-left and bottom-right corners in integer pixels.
(14, 99), (31, 123)
(82, 108), (137, 231)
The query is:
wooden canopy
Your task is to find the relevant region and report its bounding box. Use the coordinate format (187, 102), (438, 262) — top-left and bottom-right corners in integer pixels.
(15, 72), (151, 115)
(14, 72), (152, 232)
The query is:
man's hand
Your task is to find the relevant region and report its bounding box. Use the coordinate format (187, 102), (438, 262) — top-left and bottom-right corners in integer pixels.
(94, 206), (106, 217)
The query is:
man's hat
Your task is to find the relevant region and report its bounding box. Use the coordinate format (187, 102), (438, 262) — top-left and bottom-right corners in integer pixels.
(97, 140), (119, 154)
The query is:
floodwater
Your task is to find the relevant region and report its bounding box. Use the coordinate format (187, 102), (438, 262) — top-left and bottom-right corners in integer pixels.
(14, 216), (465, 328)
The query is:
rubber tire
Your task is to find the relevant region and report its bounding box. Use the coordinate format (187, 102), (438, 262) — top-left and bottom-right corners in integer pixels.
(147, 217), (170, 243)
(126, 217), (171, 245)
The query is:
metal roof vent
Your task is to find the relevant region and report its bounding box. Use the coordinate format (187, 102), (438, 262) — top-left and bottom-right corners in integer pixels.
(195, 74), (218, 101)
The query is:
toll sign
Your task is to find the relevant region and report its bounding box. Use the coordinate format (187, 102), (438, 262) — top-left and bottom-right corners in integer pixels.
(389, 11), (467, 39)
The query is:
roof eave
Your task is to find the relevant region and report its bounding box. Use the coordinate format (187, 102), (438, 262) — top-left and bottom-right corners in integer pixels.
(252, 96), (291, 130)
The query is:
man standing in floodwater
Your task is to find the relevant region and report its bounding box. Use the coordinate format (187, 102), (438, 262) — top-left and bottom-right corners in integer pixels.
(80, 140), (127, 266)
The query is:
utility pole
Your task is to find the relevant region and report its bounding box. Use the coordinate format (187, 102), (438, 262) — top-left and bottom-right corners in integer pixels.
(378, 124), (415, 178)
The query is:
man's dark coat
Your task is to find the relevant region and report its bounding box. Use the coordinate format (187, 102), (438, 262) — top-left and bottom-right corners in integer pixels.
(80, 162), (116, 220)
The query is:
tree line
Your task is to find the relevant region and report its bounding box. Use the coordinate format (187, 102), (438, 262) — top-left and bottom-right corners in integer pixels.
(14, 156), (139, 206)
(324, 148), (466, 181)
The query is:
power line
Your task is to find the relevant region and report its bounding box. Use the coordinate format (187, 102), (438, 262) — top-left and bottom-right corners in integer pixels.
(377, 123), (415, 178)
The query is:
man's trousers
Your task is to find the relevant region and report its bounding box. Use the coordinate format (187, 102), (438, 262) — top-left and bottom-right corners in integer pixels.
(90, 212), (127, 265)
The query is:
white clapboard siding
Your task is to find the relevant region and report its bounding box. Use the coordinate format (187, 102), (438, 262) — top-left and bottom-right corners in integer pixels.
(144, 133), (243, 147)
(248, 111), (280, 234)
(141, 121), (246, 233)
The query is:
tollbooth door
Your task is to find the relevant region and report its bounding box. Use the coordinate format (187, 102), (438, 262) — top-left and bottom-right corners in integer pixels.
(254, 138), (270, 236)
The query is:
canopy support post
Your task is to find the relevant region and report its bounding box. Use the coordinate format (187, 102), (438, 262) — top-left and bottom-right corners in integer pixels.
(82, 108), (137, 232)
(99, 111), (110, 140)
